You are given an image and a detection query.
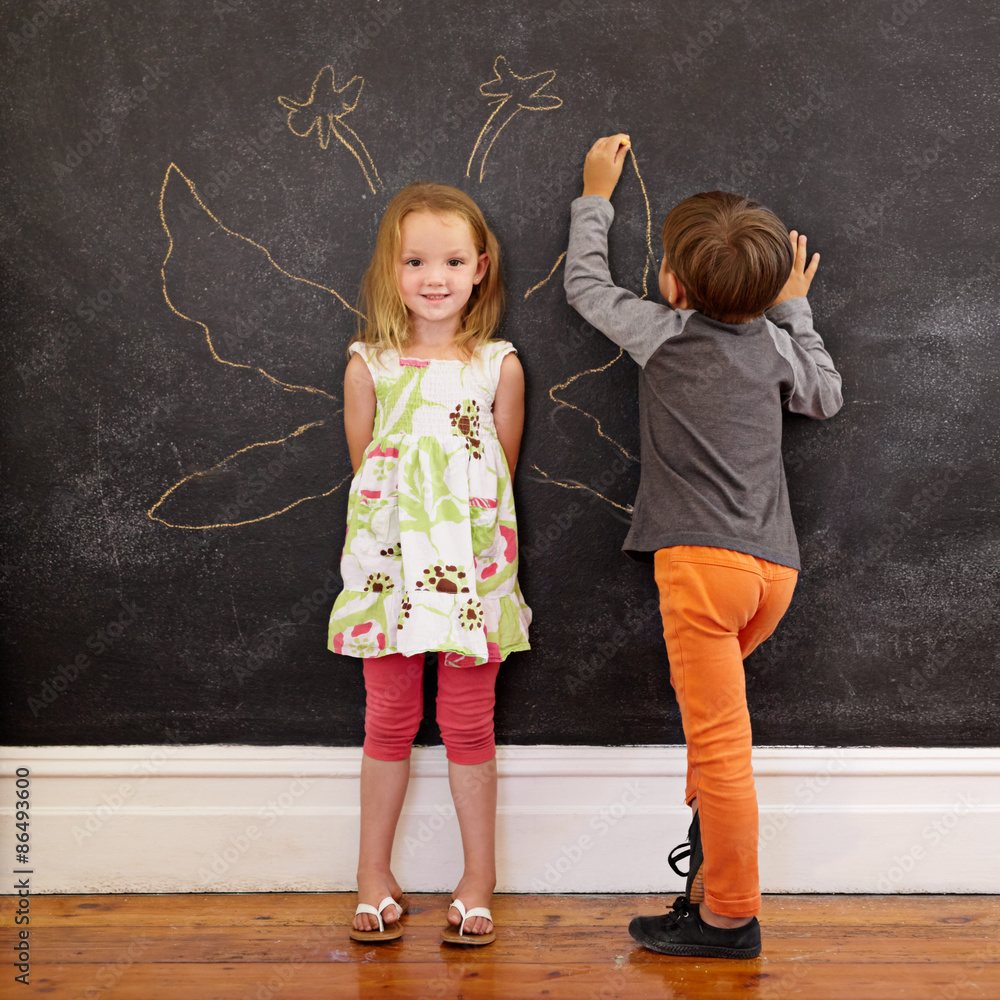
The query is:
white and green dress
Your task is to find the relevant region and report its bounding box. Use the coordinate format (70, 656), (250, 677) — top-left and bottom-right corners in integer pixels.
(328, 340), (531, 667)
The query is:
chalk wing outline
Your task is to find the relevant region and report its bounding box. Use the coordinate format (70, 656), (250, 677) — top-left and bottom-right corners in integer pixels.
(523, 149), (656, 513)
(149, 163), (356, 530)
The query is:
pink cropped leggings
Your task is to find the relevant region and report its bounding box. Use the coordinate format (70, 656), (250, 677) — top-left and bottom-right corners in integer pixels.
(362, 653), (501, 766)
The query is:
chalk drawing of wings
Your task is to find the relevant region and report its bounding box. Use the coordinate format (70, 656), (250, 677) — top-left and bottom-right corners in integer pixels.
(523, 149), (656, 514)
(149, 163), (356, 529)
(149, 62), (648, 526)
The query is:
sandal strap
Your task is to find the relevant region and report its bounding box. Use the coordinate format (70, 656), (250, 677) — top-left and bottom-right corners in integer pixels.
(450, 899), (493, 935)
(354, 895), (399, 934)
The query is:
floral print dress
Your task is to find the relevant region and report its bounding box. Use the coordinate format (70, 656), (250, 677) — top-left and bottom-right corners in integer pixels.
(328, 340), (531, 667)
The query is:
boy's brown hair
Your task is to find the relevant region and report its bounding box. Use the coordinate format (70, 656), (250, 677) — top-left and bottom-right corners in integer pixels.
(661, 191), (793, 324)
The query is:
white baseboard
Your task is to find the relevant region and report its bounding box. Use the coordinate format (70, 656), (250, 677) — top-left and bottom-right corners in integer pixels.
(3, 745), (998, 894)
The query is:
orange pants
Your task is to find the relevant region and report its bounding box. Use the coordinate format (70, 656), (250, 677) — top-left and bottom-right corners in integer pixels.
(655, 545), (798, 918)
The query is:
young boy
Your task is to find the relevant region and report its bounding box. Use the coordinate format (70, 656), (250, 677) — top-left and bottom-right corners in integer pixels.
(564, 134), (842, 959)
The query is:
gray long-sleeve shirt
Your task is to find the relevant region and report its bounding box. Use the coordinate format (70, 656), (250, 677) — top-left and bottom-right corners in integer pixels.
(564, 196), (843, 569)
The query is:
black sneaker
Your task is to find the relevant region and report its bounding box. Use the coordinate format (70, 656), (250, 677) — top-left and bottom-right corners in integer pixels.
(667, 810), (704, 903)
(628, 895), (761, 959)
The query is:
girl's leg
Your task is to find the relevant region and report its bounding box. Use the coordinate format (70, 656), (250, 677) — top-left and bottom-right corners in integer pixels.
(447, 759), (497, 934)
(436, 655), (501, 935)
(354, 652), (425, 932)
(356, 756), (409, 931)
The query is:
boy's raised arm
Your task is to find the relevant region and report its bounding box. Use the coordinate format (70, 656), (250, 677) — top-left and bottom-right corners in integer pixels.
(564, 136), (687, 368)
(765, 231), (843, 419)
(766, 297), (843, 419)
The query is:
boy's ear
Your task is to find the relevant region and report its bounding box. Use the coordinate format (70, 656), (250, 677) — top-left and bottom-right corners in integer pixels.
(659, 264), (689, 310)
(473, 252), (489, 284)
(670, 273), (690, 310)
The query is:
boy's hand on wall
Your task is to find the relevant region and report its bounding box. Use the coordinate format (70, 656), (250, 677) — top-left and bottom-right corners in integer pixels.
(771, 231), (820, 307)
(582, 133), (631, 200)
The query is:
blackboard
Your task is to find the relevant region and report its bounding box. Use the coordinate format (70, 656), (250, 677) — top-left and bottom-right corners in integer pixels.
(2, 0), (998, 747)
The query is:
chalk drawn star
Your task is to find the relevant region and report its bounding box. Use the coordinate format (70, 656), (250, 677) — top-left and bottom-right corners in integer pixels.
(279, 65), (382, 194)
(467, 55), (563, 183)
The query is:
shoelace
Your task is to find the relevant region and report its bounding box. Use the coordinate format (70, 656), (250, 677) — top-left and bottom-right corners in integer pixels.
(662, 895), (694, 926)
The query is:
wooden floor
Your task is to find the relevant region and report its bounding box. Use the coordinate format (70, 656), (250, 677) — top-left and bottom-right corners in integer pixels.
(4, 893), (999, 998)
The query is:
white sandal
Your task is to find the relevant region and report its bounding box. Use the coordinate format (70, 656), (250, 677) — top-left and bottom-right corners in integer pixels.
(349, 895), (406, 942)
(441, 898), (496, 945)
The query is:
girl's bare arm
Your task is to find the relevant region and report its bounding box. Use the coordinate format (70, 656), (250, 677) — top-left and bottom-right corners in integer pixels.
(344, 353), (376, 474)
(493, 352), (525, 474)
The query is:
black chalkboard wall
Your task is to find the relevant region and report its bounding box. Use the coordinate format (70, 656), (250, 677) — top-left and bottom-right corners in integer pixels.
(2, 0), (998, 748)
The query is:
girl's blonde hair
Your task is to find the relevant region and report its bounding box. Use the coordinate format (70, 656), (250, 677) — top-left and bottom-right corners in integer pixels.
(351, 183), (504, 358)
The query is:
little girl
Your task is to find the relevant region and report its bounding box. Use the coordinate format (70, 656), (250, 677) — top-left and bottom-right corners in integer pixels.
(328, 183), (531, 946)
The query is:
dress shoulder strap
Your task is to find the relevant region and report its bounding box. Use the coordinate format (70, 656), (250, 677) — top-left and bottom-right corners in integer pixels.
(477, 340), (517, 393)
(349, 342), (398, 384)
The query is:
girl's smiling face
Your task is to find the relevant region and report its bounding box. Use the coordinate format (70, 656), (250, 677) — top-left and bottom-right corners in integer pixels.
(396, 210), (488, 339)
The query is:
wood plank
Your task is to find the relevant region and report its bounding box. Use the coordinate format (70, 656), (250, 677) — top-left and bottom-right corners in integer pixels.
(9, 891), (1000, 928)
(5, 892), (670, 927)
(24, 961), (1000, 1000)
(5, 893), (999, 1000)
(22, 925), (1000, 965)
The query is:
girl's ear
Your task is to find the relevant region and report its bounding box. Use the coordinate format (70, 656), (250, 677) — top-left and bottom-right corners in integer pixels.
(473, 252), (489, 284)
